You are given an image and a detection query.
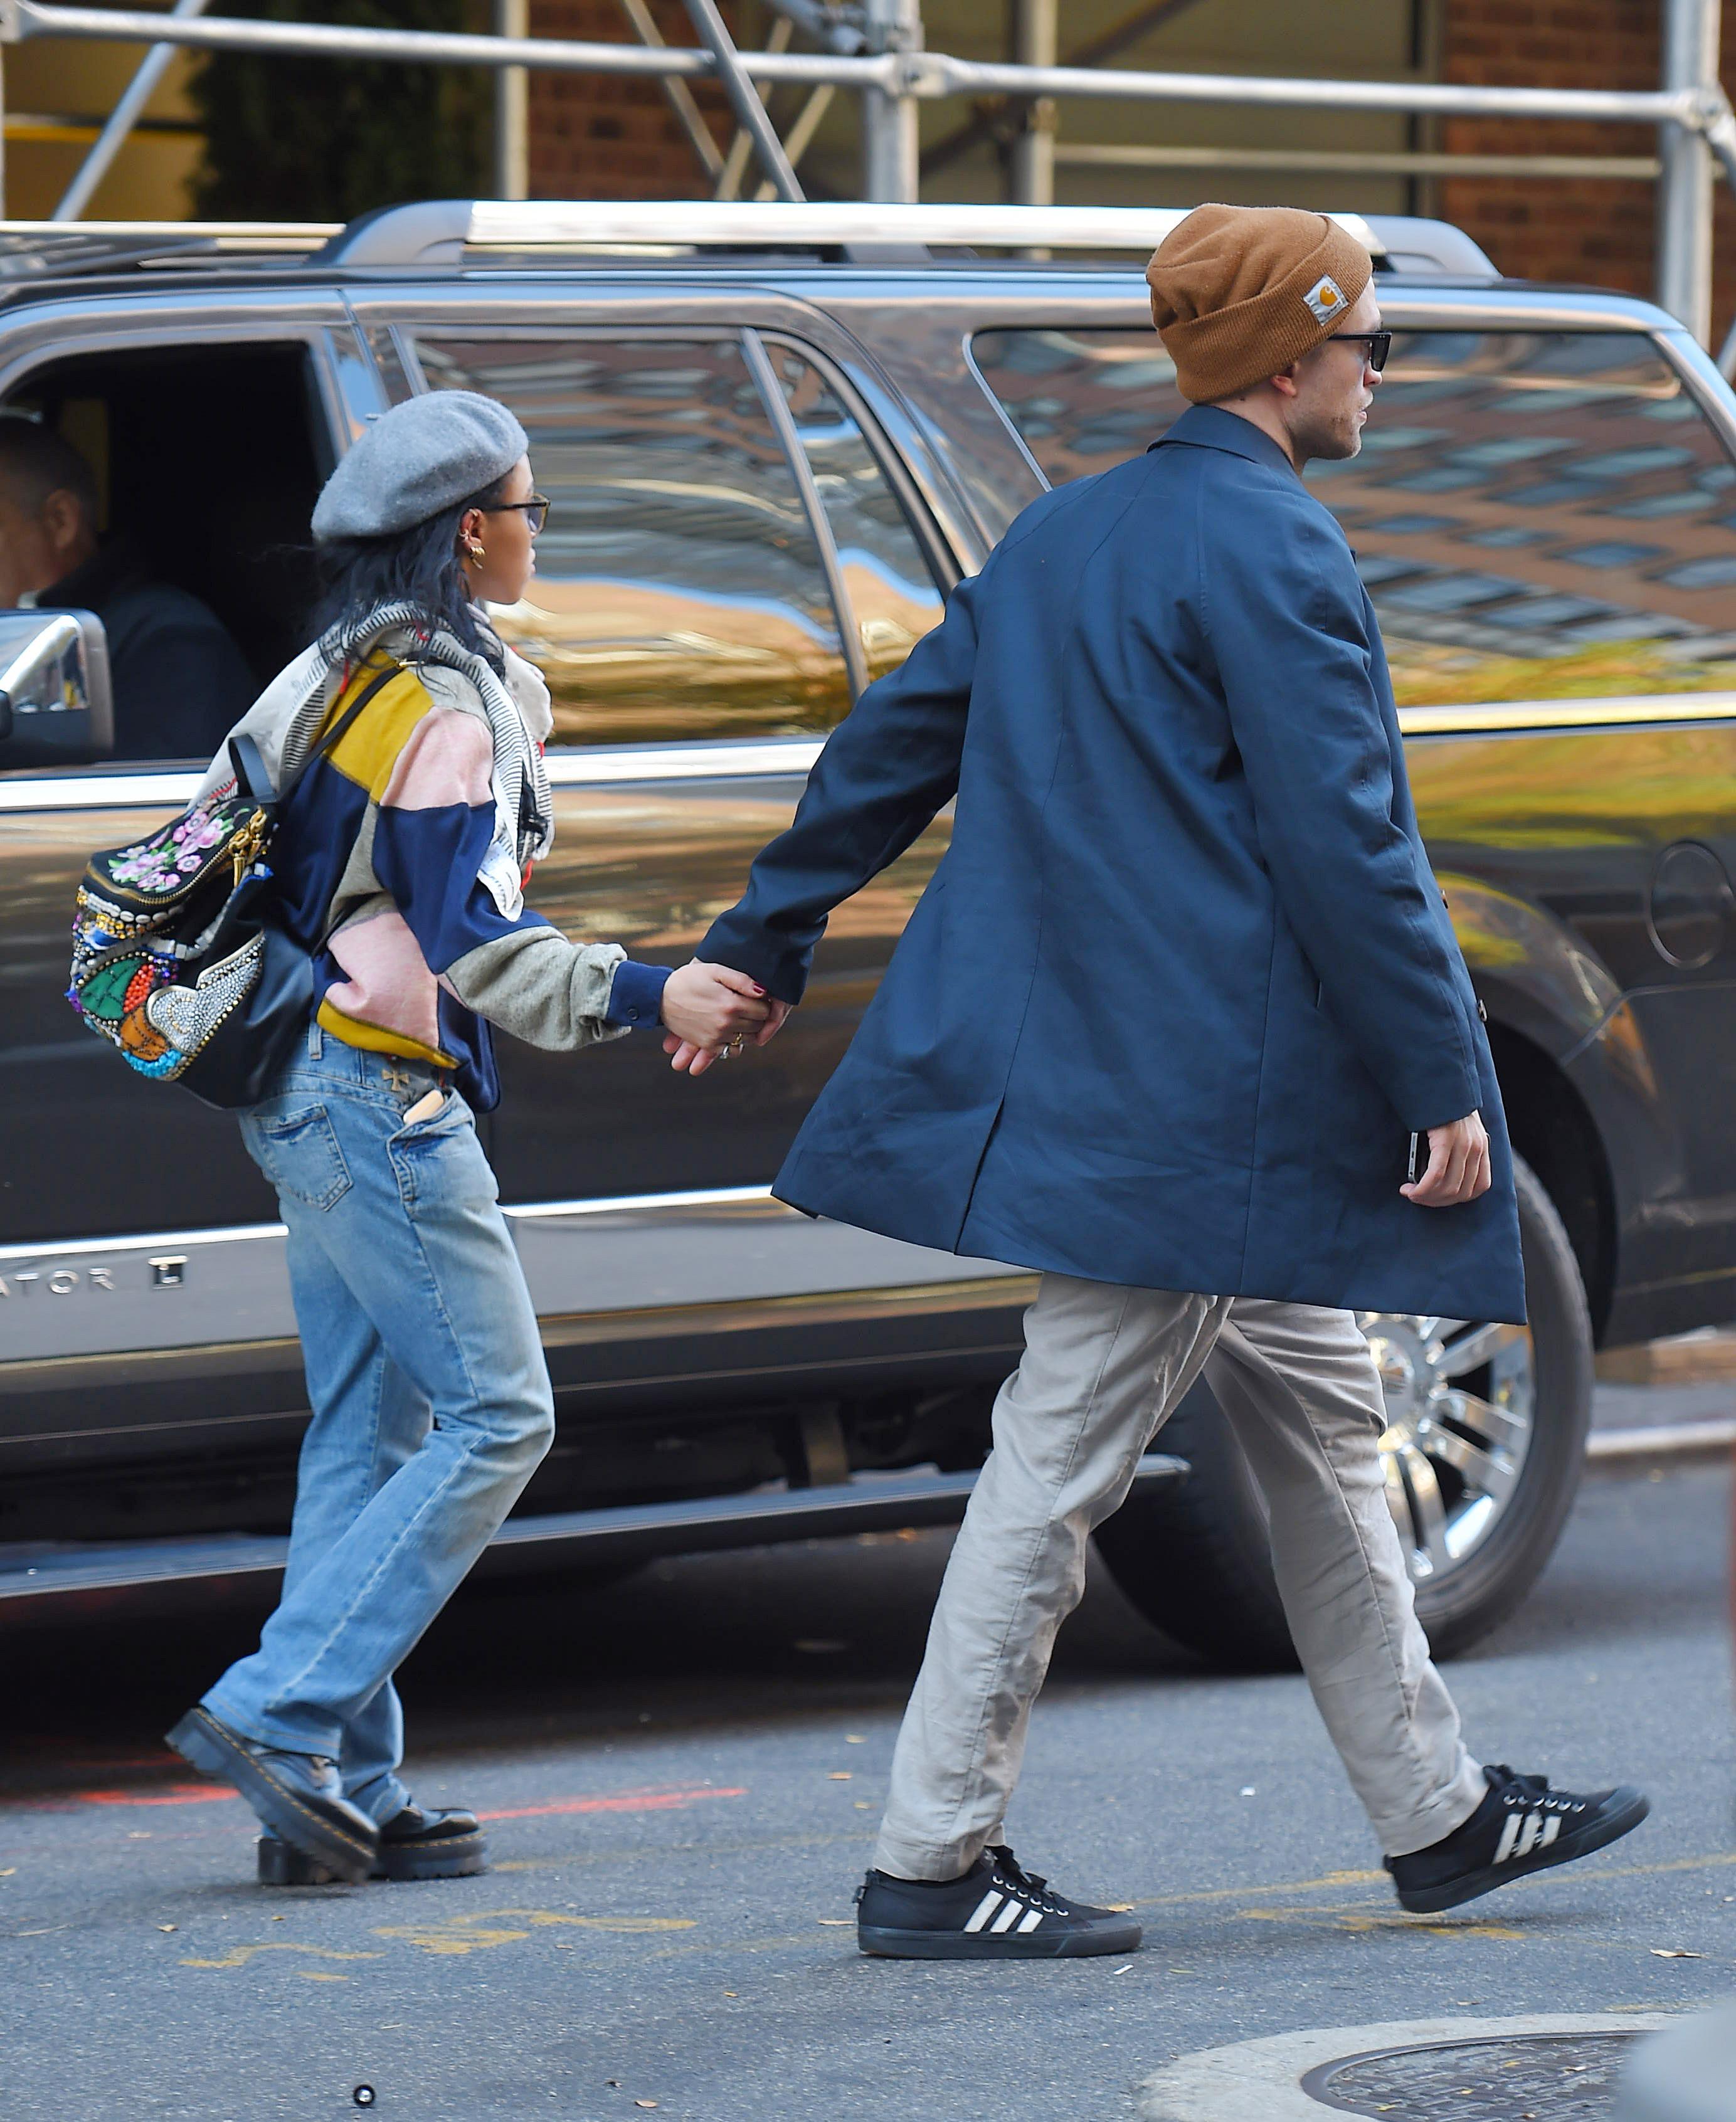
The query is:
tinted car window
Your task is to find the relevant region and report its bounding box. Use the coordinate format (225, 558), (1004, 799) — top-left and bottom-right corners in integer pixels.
(411, 334), (851, 744)
(765, 344), (945, 685)
(972, 324), (1736, 708)
(971, 328), (1183, 486)
(1309, 331), (1736, 704)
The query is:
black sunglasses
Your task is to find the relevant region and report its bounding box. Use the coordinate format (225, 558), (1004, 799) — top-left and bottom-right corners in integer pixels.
(1326, 330), (1392, 372)
(479, 492), (551, 534)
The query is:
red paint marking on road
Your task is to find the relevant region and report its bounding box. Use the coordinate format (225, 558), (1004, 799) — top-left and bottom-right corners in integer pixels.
(477, 1786), (748, 1822)
(77, 1784), (239, 1807)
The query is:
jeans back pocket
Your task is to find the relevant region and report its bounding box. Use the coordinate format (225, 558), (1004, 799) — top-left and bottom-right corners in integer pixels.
(242, 1102), (353, 1212)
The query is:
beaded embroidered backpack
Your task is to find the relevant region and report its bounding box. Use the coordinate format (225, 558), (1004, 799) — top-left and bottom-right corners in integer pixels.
(66, 665), (396, 1107)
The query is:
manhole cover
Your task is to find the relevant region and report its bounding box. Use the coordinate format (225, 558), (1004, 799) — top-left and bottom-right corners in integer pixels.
(1301, 2032), (1639, 2118)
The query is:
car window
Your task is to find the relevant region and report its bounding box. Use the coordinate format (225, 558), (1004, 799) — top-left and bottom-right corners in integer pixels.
(0, 340), (328, 764)
(1308, 331), (1736, 705)
(763, 344), (945, 685)
(973, 324), (1736, 708)
(410, 333), (852, 744)
(971, 328), (1185, 487)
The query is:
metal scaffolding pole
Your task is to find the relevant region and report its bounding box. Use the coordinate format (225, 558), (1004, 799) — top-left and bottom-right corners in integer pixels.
(1656, 0), (1719, 342)
(713, 12), (790, 203)
(493, 0), (528, 201)
(1007, 0), (1055, 208)
(53, 0), (209, 220)
(860, 0), (919, 203)
(618, 0), (724, 182)
(682, 0), (802, 201)
(8, 0), (1736, 348)
(2, 9), (1707, 121)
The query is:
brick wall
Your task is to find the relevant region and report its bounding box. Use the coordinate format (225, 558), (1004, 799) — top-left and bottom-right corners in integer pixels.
(518, 3), (1732, 340)
(527, 0), (733, 199)
(1439, 0), (1736, 339)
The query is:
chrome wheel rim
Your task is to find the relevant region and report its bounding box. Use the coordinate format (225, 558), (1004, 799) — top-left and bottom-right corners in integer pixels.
(1356, 1313), (1536, 1584)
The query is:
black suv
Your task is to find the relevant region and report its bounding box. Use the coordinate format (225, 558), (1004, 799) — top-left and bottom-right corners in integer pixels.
(5, 199), (1736, 1670)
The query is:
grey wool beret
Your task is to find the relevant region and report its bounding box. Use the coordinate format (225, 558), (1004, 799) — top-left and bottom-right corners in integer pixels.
(311, 389), (529, 544)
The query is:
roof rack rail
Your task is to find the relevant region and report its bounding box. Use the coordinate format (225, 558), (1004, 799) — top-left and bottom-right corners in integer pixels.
(0, 219), (341, 247)
(317, 199), (1501, 279)
(0, 220), (343, 286)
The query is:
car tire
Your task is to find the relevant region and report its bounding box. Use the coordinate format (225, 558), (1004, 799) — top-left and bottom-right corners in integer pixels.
(1092, 1154), (1594, 1672)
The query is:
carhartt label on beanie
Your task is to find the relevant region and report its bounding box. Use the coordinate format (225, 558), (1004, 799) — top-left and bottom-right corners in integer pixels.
(1145, 204), (1374, 404)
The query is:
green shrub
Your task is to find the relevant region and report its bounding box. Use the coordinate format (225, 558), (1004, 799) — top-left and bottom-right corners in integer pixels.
(192, 0), (490, 221)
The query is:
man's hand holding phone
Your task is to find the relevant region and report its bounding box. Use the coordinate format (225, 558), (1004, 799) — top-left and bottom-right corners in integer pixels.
(1401, 1112), (1491, 1207)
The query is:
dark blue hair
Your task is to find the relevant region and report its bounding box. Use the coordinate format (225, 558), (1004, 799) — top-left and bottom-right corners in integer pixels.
(309, 472), (511, 672)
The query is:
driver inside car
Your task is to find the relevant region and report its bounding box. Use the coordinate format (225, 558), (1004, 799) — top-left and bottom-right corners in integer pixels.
(0, 416), (256, 762)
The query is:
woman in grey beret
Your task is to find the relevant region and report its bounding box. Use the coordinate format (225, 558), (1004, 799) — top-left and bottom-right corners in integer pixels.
(167, 390), (771, 1887)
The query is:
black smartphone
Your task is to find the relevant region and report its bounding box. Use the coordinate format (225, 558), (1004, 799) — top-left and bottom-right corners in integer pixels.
(1407, 1131), (1422, 1185)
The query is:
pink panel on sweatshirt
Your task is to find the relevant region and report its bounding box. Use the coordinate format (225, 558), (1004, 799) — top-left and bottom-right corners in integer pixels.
(324, 906), (443, 1050)
(381, 703), (494, 812)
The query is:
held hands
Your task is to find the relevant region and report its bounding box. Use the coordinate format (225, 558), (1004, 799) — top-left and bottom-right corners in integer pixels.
(1401, 1112), (1492, 1208)
(660, 959), (793, 1076)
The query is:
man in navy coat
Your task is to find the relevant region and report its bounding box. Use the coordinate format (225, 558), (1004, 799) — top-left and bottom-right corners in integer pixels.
(683, 206), (1647, 1958)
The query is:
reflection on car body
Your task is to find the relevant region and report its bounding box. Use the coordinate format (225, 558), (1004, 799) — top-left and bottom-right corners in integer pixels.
(3, 204), (1736, 1669)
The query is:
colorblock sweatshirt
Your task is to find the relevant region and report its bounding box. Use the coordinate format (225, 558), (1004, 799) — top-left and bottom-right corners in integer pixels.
(201, 617), (669, 1110)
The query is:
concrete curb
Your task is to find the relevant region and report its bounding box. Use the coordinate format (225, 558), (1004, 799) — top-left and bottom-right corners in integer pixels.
(1136, 2013), (1676, 2121)
(1588, 1419), (1736, 1461)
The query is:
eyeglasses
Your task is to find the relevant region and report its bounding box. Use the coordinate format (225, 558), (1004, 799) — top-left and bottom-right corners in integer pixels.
(1326, 330), (1392, 372)
(480, 492), (551, 534)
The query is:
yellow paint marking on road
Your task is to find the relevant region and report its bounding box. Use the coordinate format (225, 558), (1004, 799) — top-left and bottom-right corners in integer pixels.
(641, 1931), (823, 1963)
(1130, 1867), (1385, 1912)
(374, 1922), (531, 1956)
(181, 1943), (384, 1970)
(1599, 1850), (1736, 1884)
(1236, 1903), (1525, 1941)
(460, 1829), (873, 1877)
(299, 1972), (349, 1982)
(372, 1908), (696, 1956)
(1128, 1847), (1736, 1918)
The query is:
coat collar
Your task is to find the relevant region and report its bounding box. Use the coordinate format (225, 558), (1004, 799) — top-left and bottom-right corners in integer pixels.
(1151, 403), (1300, 481)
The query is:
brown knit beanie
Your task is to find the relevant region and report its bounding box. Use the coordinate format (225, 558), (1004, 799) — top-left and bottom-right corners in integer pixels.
(1146, 204), (1373, 403)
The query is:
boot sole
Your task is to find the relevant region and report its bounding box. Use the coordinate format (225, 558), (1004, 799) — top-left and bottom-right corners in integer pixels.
(167, 1708), (376, 1884)
(376, 1835), (487, 1882)
(857, 1920), (1141, 1960)
(258, 1834), (488, 1885)
(1394, 1788), (1651, 1914)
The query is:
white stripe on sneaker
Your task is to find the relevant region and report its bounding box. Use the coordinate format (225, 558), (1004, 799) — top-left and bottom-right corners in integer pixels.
(963, 1891), (1003, 1934)
(990, 1901), (1024, 1933)
(1513, 1812), (1545, 1860)
(1540, 1815), (1560, 1849)
(1493, 1813), (1523, 1864)
(1016, 1908), (1044, 1934)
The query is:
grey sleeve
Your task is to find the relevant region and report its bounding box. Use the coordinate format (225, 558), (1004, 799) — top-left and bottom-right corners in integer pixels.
(444, 927), (632, 1052)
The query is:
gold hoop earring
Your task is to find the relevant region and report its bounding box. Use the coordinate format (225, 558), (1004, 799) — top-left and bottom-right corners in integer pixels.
(465, 538), (485, 561)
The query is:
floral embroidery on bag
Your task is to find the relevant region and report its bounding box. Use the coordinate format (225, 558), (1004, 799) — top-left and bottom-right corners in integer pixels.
(108, 800), (238, 892)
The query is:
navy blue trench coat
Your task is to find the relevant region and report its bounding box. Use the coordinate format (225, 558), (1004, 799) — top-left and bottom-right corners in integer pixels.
(701, 404), (1525, 1324)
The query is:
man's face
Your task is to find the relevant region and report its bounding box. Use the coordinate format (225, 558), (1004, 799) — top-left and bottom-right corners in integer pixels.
(1286, 280), (1384, 465)
(0, 483), (91, 608)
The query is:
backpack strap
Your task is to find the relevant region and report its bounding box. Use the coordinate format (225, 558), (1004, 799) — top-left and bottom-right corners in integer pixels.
(228, 662), (402, 808)
(229, 732), (274, 806)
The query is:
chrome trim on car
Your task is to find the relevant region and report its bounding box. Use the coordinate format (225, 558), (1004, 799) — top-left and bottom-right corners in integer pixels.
(0, 1189), (1024, 1365)
(0, 741), (827, 811)
(0, 1451), (1186, 1609)
(1399, 695), (1736, 737)
(25, 695), (1736, 818)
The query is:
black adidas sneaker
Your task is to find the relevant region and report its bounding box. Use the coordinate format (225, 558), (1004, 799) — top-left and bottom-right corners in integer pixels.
(855, 1845), (1141, 1960)
(1387, 1763), (1649, 1914)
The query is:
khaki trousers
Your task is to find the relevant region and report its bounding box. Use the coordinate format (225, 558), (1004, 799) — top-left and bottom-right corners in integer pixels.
(872, 1275), (1488, 1880)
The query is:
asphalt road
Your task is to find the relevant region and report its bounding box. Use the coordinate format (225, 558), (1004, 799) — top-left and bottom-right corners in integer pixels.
(1, 1443), (1731, 2122)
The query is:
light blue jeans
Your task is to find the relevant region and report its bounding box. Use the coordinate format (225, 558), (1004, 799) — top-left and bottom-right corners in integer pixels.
(204, 1025), (554, 1824)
